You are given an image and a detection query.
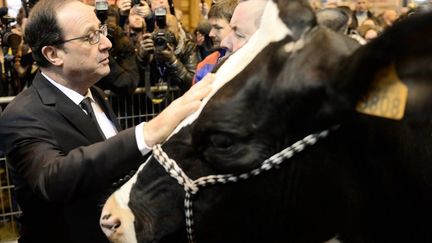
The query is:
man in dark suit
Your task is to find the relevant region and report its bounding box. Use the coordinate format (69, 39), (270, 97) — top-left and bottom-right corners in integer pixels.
(0, 0), (212, 242)
(351, 0), (378, 29)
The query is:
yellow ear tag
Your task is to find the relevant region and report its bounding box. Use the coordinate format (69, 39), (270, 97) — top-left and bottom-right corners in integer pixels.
(356, 64), (408, 120)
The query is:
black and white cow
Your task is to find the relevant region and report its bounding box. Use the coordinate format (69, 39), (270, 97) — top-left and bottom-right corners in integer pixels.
(100, 0), (432, 242)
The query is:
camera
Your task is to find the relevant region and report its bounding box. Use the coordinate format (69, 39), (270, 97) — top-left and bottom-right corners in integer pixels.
(0, 11), (21, 52)
(21, 0), (39, 17)
(150, 7), (176, 51)
(151, 7), (167, 50)
(132, 0), (141, 5)
(95, 0), (109, 24)
(152, 31), (169, 51)
(0, 6), (24, 96)
(153, 6), (167, 29)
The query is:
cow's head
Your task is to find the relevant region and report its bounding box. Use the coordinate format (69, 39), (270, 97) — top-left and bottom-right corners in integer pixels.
(100, 1), (432, 242)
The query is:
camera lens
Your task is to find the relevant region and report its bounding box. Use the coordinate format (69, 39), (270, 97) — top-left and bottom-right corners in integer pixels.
(132, 0), (141, 5)
(154, 37), (167, 50)
(3, 32), (21, 49)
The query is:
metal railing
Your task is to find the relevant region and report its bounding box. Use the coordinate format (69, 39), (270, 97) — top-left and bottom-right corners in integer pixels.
(107, 86), (180, 128)
(0, 157), (20, 242)
(0, 86), (181, 242)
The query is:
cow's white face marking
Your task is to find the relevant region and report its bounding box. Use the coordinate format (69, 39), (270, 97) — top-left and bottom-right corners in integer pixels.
(102, 0), (293, 242)
(101, 194), (138, 243)
(284, 38), (305, 53)
(167, 0), (292, 139)
(110, 0), (291, 211)
(100, 160), (149, 243)
(324, 235), (342, 243)
(115, 160), (149, 208)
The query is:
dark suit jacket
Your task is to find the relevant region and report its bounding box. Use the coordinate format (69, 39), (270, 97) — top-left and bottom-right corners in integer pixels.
(351, 10), (378, 30)
(0, 72), (146, 243)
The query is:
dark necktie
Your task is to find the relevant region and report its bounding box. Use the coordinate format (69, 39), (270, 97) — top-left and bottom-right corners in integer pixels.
(80, 97), (106, 139)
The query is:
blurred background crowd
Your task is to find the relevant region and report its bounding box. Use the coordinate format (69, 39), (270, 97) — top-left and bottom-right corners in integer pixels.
(0, 0), (429, 99)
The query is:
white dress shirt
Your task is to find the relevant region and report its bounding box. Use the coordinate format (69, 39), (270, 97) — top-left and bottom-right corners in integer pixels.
(42, 72), (150, 155)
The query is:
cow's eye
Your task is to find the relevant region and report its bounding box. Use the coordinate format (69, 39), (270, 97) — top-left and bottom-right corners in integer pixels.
(209, 134), (233, 150)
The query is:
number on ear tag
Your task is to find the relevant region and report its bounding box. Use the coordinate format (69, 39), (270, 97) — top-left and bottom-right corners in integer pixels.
(356, 65), (408, 120)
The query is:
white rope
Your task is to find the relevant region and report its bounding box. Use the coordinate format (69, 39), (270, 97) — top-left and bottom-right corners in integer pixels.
(152, 126), (337, 243)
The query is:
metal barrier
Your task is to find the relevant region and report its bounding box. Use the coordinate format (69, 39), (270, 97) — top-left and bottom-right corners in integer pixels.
(0, 86), (180, 242)
(1, 95), (22, 242)
(108, 86), (180, 128)
(0, 157), (20, 242)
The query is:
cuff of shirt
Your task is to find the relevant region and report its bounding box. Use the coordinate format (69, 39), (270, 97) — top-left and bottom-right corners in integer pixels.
(135, 122), (151, 156)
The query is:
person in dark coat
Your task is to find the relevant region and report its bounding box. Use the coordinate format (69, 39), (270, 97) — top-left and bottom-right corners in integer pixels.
(0, 1), (213, 242)
(195, 19), (214, 62)
(351, 0), (378, 30)
(96, 5), (141, 96)
(136, 13), (198, 94)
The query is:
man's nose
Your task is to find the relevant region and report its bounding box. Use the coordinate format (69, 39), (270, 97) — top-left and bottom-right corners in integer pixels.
(99, 34), (112, 50)
(209, 29), (216, 38)
(220, 32), (233, 52)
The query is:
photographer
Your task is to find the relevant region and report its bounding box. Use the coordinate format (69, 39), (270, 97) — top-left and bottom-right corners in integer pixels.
(13, 6), (38, 91)
(116, 0), (151, 29)
(124, 5), (148, 48)
(0, 6), (25, 96)
(136, 10), (197, 93)
(96, 5), (140, 95)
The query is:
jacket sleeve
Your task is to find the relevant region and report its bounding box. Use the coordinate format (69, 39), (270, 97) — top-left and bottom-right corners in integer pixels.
(0, 110), (145, 202)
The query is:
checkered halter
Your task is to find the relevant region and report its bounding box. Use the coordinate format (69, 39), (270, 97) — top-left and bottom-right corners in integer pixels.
(152, 126), (338, 243)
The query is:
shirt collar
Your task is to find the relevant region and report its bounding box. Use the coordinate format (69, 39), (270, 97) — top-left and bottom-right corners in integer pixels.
(42, 72), (93, 105)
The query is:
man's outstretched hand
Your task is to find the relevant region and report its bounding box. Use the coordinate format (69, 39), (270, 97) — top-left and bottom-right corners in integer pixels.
(143, 74), (215, 146)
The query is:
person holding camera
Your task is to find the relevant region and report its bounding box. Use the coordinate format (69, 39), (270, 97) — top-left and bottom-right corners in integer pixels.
(95, 5), (141, 95)
(117, 0), (151, 14)
(125, 5), (147, 44)
(10, 7), (38, 93)
(0, 6), (26, 96)
(116, 0), (151, 28)
(136, 10), (197, 93)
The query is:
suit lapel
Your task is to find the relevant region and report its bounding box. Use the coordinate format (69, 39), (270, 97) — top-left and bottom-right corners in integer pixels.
(33, 72), (105, 143)
(90, 87), (122, 131)
(56, 96), (105, 143)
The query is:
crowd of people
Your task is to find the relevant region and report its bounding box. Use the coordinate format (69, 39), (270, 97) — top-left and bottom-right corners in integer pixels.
(0, 0), (422, 99)
(314, 0), (414, 45)
(0, 0), (427, 242)
(0, 0), (200, 97)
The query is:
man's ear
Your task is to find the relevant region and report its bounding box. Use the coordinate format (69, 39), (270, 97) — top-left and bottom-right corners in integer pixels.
(41, 45), (64, 66)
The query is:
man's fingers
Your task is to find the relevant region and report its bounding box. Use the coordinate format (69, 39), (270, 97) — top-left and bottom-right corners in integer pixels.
(200, 73), (216, 84)
(142, 61), (216, 146)
(182, 76), (214, 104)
(142, 33), (152, 39)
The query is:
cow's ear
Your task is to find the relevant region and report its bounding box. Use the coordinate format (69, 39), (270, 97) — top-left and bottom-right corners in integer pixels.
(274, 0), (317, 40)
(334, 11), (432, 104)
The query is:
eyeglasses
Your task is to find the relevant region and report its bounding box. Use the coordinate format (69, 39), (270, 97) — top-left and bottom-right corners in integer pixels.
(61, 25), (108, 45)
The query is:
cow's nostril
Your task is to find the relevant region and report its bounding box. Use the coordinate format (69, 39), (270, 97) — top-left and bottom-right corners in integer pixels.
(100, 213), (121, 232)
(102, 213), (111, 220)
(101, 222), (121, 230)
